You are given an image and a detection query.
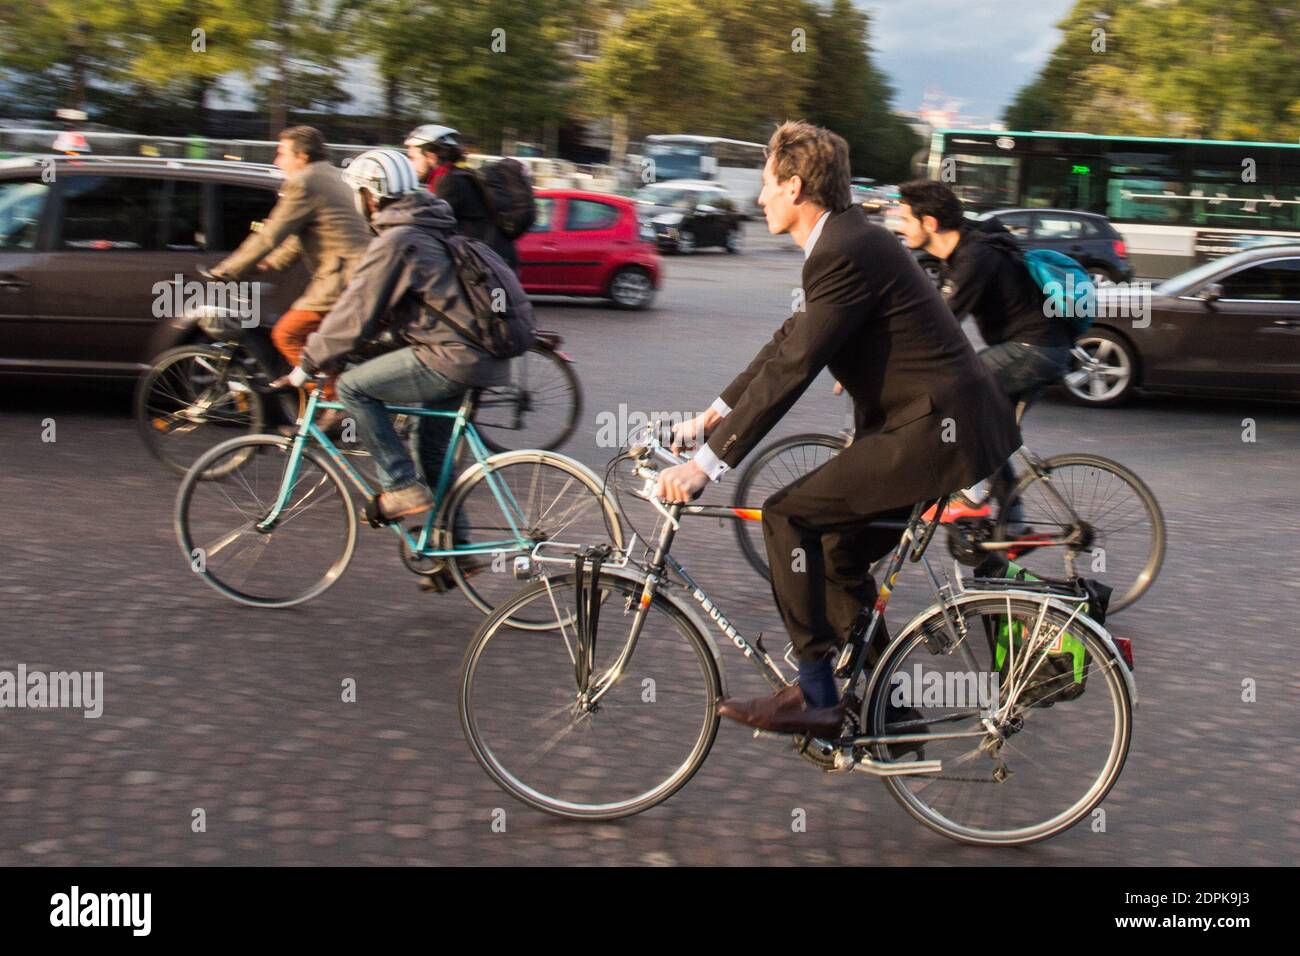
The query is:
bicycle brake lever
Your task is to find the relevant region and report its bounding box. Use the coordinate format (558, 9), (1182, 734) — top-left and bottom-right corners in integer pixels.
(639, 477), (681, 530)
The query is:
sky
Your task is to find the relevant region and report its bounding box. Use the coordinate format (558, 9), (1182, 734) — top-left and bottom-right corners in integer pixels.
(861, 0), (1077, 125)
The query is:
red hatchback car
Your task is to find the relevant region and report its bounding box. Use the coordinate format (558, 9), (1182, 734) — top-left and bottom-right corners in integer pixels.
(517, 189), (661, 309)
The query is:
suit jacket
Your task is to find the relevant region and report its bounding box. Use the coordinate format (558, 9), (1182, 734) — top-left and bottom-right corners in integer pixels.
(216, 160), (372, 313)
(709, 205), (1021, 514)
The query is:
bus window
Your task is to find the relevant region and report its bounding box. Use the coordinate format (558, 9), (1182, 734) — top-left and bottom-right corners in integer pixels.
(948, 154), (1019, 210)
(1105, 150), (1183, 225)
(1022, 155), (1100, 211)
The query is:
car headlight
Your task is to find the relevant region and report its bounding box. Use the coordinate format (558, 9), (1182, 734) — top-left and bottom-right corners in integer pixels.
(653, 212), (684, 226)
(639, 221), (655, 241)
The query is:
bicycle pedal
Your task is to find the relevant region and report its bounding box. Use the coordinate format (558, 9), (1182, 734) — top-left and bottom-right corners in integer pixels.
(362, 495), (397, 529)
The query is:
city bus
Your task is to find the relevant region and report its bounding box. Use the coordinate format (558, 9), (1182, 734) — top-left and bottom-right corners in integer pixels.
(926, 129), (1300, 277)
(637, 134), (766, 217)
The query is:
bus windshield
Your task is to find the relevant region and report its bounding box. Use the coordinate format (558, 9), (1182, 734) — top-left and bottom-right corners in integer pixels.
(643, 144), (705, 181)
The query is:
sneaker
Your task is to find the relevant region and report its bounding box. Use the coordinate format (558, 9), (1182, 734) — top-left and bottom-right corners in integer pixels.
(379, 482), (434, 520)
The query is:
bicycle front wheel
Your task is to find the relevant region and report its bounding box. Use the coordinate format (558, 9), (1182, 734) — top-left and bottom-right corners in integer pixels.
(460, 572), (721, 820)
(442, 451), (623, 628)
(474, 346), (582, 452)
(869, 595), (1132, 846)
(175, 435), (358, 607)
(732, 433), (847, 580)
(136, 344), (265, 478)
(996, 453), (1165, 612)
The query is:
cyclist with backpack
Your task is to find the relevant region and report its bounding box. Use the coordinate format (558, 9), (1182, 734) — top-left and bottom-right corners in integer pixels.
(895, 180), (1076, 515)
(278, 149), (533, 522)
(403, 125), (536, 272)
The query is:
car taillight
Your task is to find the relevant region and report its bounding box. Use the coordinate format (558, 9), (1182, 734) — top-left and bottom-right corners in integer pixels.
(1112, 636), (1134, 669)
(1112, 239), (1127, 259)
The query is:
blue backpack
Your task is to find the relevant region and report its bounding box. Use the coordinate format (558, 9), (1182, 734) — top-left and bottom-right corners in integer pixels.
(1022, 249), (1095, 338)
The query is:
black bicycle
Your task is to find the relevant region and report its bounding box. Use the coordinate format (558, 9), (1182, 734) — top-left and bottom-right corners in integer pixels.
(137, 299), (583, 476)
(733, 411), (1164, 612)
(457, 423), (1136, 846)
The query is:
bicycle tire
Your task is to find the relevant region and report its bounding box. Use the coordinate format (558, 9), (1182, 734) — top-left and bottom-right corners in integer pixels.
(731, 433), (848, 580)
(136, 343), (265, 478)
(475, 345), (582, 453)
(994, 453), (1165, 612)
(175, 434), (358, 608)
(441, 450), (624, 628)
(869, 594), (1133, 846)
(459, 570), (722, 820)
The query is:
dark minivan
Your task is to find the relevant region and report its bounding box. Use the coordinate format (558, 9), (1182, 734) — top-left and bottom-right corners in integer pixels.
(0, 155), (305, 378)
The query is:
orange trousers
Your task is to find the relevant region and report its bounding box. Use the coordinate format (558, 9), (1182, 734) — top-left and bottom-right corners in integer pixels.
(271, 309), (336, 400)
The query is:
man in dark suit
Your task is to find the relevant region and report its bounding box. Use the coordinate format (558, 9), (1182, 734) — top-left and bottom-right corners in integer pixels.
(655, 121), (1021, 736)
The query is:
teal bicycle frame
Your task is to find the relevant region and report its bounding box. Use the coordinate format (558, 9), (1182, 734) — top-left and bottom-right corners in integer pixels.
(255, 388), (534, 561)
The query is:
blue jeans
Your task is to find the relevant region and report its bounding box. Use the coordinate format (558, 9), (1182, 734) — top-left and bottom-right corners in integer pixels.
(979, 341), (1072, 522)
(335, 347), (464, 494)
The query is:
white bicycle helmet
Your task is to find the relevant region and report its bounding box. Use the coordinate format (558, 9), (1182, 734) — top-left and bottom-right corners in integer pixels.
(404, 124), (460, 150)
(342, 148), (421, 217)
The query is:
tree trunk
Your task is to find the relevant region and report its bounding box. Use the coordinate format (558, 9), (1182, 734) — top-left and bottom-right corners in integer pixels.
(384, 71), (401, 142)
(269, 0), (290, 137)
(610, 113), (628, 168)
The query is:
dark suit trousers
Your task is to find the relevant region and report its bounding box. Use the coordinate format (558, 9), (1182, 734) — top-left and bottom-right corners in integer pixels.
(761, 446), (912, 665)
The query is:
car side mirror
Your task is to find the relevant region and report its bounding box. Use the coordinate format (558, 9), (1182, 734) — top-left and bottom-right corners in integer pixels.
(1198, 282), (1223, 303)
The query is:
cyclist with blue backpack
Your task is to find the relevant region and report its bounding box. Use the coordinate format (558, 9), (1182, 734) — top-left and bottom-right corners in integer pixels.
(896, 180), (1086, 517)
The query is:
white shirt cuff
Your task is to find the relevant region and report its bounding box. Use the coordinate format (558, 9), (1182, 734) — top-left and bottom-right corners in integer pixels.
(710, 397), (732, 417)
(693, 442), (729, 482)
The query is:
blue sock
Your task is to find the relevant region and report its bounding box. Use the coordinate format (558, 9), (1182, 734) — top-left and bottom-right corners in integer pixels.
(797, 657), (838, 709)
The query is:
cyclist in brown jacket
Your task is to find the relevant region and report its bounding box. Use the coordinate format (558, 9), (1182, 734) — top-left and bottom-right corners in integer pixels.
(211, 126), (371, 426)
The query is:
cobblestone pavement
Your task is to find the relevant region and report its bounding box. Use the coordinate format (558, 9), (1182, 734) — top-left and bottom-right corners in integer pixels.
(1, 224), (1297, 864)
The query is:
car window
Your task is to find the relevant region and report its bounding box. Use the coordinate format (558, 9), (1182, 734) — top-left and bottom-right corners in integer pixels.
(165, 180), (206, 251)
(59, 176), (167, 251)
(0, 177), (50, 250)
(1219, 258), (1300, 301)
(994, 212), (1033, 238)
(1033, 215), (1089, 240)
(634, 185), (681, 205)
(215, 183), (278, 251)
(530, 197), (555, 232)
(565, 198), (619, 231)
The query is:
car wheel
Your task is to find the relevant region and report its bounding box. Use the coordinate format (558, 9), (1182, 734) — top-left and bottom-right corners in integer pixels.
(1064, 328), (1137, 407)
(676, 230), (696, 254)
(1089, 266), (1119, 286)
(725, 228), (742, 254)
(608, 267), (656, 310)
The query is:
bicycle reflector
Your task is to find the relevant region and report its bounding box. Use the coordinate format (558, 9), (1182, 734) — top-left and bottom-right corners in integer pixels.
(1111, 636), (1134, 669)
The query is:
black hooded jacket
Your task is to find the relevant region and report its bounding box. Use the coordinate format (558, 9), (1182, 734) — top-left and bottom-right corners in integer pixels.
(940, 222), (1072, 348)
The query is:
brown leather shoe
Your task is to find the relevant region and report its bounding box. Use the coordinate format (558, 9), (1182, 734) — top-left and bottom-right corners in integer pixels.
(717, 684), (846, 737)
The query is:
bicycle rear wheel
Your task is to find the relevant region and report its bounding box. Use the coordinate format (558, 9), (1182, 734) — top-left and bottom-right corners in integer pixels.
(136, 344), (264, 477)
(460, 572), (721, 819)
(869, 595), (1132, 846)
(441, 451), (623, 628)
(731, 433), (847, 580)
(175, 435), (357, 607)
(474, 346), (582, 452)
(995, 453), (1165, 612)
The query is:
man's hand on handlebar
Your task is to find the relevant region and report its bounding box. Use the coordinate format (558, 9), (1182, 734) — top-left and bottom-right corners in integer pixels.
(266, 367), (311, 391)
(670, 407), (722, 456)
(654, 460), (709, 504)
